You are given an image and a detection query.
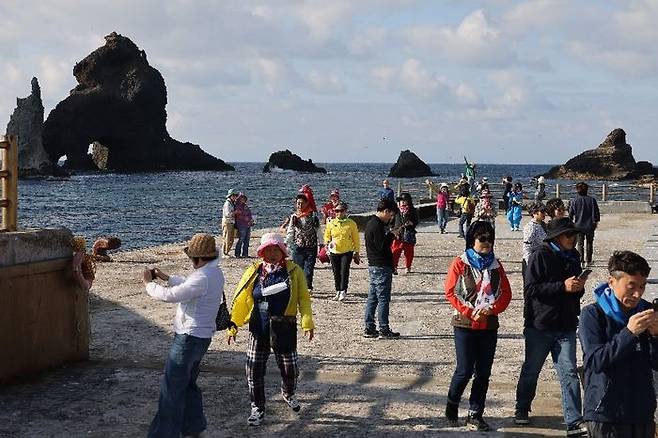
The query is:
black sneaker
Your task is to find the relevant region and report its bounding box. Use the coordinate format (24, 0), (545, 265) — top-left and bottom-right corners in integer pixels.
(466, 412), (491, 432)
(378, 328), (400, 339)
(514, 411), (529, 425)
(566, 421), (588, 437)
(363, 328), (379, 338)
(445, 402), (458, 426)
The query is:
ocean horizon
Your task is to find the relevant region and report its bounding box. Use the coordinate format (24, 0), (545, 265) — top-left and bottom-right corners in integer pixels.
(18, 162), (645, 250)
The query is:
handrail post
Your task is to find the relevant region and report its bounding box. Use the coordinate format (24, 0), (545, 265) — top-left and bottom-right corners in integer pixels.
(555, 183), (560, 199)
(601, 183), (607, 202)
(651, 184), (656, 204)
(1, 134), (18, 232)
(397, 180), (401, 197)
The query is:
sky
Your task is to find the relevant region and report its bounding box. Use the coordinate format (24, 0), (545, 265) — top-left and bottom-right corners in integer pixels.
(1, 0), (658, 165)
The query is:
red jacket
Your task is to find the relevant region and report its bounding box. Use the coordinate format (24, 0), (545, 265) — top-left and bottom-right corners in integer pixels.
(444, 254), (512, 330)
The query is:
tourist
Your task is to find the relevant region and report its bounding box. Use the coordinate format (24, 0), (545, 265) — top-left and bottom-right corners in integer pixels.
(506, 182), (524, 231)
(436, 183), (450, 234)
(298, 184), (318, 213)
(321, 188), (341, 224)
(545, 197), (566, 219)
(569, 182), (600, 269)
(455, 186), (475, 239)
(514, 217), (588, 437)
(285, 193), (322, 292)
(502, 176), (513, 211)
(534, 176), (547, 202)
(380, 179), (395, 202)
(144, 233), (223, 438)
(364, 198), (400, 339)
(234, 193), (254, 258)
(475, 177), (489, 194)
(473, 188), (497, 228)
(221, 188), (239, 258)
(444, 221), (512, 431)
(579, 251), (658, 437)
(521, 202), (547, 281)
(227, 233), (314, 427)
(391, 193), (419, 275)
(324, 201), (360, 301)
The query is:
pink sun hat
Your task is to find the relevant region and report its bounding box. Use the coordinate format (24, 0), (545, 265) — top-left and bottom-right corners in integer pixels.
(256, 233), (289, 258)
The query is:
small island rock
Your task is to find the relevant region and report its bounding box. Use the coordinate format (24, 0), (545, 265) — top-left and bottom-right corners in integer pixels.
(388, 150), (436, 178)
(263, 150), (326, 173)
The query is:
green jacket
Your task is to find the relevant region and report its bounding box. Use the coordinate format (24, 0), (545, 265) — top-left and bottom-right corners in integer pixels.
(228, 260), (314, 337)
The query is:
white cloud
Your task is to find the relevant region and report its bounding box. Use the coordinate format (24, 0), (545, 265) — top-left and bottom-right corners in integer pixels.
(306, 70), (345, 94)
(503, 0), (569, 35)
(400, 59), (446, 99)
(370, 66), (397, 90)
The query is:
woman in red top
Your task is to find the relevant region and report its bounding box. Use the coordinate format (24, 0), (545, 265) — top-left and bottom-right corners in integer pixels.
(443, 221), (512, 431)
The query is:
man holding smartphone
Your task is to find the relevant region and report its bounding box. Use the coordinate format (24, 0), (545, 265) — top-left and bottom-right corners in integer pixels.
(579, 251), (658, 437)
(514, 217), (589, 436)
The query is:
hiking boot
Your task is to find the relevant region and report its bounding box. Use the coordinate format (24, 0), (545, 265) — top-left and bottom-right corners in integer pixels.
(445, 402), (458, 426)
(514, 411), (529, 425)
(247, 405), (264, 426)
(466, 412), (491, 432)
(566, 421), (588, 436)
(282, 393), (301, 412)
(363, 328), (379, 338)
(378, 328), (400, 339)
(338, 291), (346, 301)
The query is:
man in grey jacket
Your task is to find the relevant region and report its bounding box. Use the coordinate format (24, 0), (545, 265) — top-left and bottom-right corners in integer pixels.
(569, 182), (600, 268)
(144, 233), (224, 438)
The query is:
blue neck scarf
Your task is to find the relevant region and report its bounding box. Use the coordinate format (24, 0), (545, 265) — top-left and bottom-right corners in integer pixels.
(594, 282), (648, 325)
(548, 241), (581, 264)
(465, 248), (495, 270)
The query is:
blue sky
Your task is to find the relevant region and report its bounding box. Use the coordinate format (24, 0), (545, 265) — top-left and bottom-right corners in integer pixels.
(2, 0), (657, 165)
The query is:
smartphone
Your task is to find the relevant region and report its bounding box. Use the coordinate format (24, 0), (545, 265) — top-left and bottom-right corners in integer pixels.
(578, 269), (592, 280)
(652, 298), (658, 312)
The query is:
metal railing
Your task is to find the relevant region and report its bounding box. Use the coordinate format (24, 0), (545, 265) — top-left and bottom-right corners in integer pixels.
(0, 135), (18, 231)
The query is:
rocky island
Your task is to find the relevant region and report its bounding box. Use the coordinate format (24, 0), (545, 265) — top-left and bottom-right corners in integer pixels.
(40, 32), (233, 173)
(388, 149), (436, 178)
(543, 128), (657, 180)
(263, 150), (326, 173)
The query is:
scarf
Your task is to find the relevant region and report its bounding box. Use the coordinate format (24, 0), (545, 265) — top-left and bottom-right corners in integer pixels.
(465, 248), (495, 271)
(548, 241), (581, 264)
(594, 282), (648, 326)
(261, 260), (286, 279)
(399, 205), (409, 215)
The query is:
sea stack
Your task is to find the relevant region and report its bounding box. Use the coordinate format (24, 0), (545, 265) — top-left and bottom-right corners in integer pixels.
(388, 150), (435, 178)
(543, 128), (658, 180)
(5, 77), (63, 177)
(42, 32), (234, 172)
(263, 150), (326, 173)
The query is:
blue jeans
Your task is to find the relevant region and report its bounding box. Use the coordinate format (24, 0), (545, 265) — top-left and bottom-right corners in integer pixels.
(436, 207), (448, 231)
(447, 327), (498, 415)
(515, 328), (583, 428)
(364, 266), (393, 331)
(291, 246), (317, 290)
(458, 213), (472, 237)
(235, 226), (251, 257)
(148, 334), (212, 438)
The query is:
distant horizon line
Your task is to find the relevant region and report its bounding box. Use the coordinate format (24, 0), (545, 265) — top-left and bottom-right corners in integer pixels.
(226, 161), (558, 166)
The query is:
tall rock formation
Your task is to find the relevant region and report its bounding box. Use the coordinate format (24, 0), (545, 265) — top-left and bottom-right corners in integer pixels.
(42, 32), (233, 172)
(6, 78), (60, 177)
(543, 128), (657, 180)
(388, 150), (436, 178)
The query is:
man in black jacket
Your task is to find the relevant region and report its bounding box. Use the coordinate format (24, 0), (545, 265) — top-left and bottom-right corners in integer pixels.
(364, 198), (399, 339)
(579, 251), (658, 437)
(514, 217), (589, 437)
(569, 182), (600, 268)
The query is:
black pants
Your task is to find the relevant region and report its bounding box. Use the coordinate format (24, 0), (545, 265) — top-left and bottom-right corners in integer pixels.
(447, 327), (498, 415)
(577, 231), (594, 264)
(329, 251), (353, 291)
(587, 421), (655, 438)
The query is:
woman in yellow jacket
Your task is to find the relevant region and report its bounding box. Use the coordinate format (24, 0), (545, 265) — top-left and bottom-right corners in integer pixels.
(323, 201), (361, 301)
(227, 233), (314, 427)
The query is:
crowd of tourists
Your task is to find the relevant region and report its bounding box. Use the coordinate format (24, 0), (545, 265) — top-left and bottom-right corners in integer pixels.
(140, 170), (656, 438)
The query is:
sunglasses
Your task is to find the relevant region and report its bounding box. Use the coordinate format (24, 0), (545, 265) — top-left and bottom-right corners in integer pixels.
(564, 231), (578, 238)
(475, 235), (494, 243)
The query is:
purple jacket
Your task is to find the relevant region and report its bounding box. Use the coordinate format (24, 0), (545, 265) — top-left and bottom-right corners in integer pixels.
(234, 202), (253, 228)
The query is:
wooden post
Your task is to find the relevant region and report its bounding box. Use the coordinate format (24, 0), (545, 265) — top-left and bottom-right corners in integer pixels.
(651, 184), (656, 204)
(0, 134), (18, 232)
(397, 180), (401, 197)
(428, 183), (433, 200)
(601, 183), (607, 202)
(555, 183), (560, 198)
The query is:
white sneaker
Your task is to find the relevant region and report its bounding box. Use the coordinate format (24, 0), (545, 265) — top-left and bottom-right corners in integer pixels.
(338, 291), (346, 301)
(283, 393), (301, 412)
(221, 254), (230, 259)
(247, 405), (264, 426)
(333, 291), (341, 300)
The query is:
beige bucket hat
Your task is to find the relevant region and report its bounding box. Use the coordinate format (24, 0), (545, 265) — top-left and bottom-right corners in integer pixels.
(184, 233), (219, 258)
